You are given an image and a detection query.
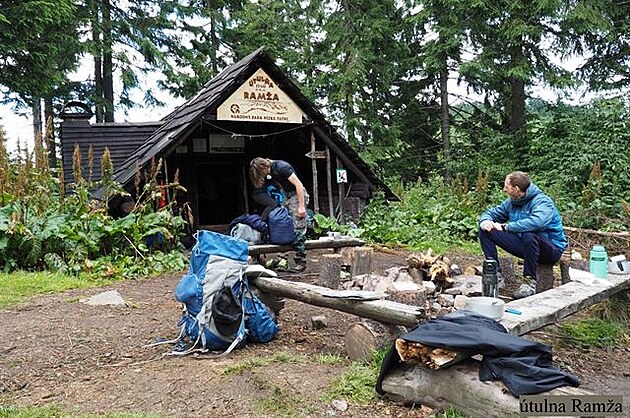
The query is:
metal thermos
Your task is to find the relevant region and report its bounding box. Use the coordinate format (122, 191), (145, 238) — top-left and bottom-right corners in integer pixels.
(482, 259), (499, 298)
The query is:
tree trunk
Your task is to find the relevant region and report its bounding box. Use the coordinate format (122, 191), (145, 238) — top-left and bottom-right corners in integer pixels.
(440, 55), (451, 183)
(249, 276), (424, 327)
(318, 253), (342, 289)
(509, 43), (526, 134)
(382, 361), (592, 418)
(102, 0), (114, 122)
(91, 0), (104, 123)
(32, 98), (42, 143)
(345, 320), (406, 362)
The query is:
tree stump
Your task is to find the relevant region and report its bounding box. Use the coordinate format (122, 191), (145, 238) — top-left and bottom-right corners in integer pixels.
(318, 253), (342, 289)
(345, 320), (406, 362)
(339, 246), (374, 277)
(498, 256), (515, 284)
(536, 264), (555, 293)
(350, 246), (373, 277)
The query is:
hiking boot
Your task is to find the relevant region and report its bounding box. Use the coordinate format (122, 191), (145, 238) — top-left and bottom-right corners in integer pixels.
(290, 258), (307, 273)
(512, 276), (536, 299)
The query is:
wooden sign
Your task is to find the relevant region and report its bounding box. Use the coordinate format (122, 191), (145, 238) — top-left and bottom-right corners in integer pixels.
(217, 68), (305, 123)
(305, 150), (327, 159)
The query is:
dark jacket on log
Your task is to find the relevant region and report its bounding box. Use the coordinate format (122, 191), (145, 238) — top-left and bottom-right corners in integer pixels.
(376, 311), (580, 397)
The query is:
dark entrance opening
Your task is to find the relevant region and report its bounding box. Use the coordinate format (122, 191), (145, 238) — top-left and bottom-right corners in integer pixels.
(196, 160), (244, 227)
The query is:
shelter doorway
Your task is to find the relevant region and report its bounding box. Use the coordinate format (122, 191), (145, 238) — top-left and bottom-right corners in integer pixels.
(196, 160), (244, 228)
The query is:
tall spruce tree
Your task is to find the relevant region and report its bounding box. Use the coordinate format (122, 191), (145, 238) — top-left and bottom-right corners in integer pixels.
(563, 0), (630, 92)
(460, 0), (574, 133)
(0, 1), (81, 139)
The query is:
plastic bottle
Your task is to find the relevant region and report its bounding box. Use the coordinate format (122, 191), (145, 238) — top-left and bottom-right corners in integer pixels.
(589, 245), (608, 279)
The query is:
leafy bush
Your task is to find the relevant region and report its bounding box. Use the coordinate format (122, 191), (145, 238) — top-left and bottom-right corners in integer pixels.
(360, 175), (497, 251)
(0, 131), (187, 278)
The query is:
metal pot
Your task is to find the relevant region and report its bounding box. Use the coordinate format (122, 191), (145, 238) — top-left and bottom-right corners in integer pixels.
(467, 296), (505, 319)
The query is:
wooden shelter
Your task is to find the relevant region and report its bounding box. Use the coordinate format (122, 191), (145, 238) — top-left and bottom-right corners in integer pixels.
(59, 47), (396, 230)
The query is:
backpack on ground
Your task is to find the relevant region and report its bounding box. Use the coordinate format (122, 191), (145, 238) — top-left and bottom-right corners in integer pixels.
(267, 205), (295, 245)
(148, 230), (278, 356)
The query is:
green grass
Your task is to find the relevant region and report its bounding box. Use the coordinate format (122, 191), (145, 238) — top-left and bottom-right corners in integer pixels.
(559, 317), (626, 348)
(324, 361), (379, 406)
(0, 271), (104, 309)
(0, 405), (159, 418)
(314, 353), (344, 365)
(439, 406), (468, 418)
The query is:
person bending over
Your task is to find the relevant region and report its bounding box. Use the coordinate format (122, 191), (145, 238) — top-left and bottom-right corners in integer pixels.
(478, 171), (567, 299)
(249, 157), (310, 272)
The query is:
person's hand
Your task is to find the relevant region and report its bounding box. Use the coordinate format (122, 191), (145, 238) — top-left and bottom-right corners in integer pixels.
(492, 222), (504, 231)
(480, 220), (494, 231)
(297, 206), (306, 218)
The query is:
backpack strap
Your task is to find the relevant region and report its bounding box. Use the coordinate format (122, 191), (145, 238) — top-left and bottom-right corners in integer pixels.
(214, 268), (247, 357)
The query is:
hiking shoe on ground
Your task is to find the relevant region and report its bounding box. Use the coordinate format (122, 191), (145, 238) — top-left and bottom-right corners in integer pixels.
(512, 283), (535, 299)
(289, 262), (306, 273)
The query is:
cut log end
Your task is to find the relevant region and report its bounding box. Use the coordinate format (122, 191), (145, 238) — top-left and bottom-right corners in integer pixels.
(345, 321), (405, 362)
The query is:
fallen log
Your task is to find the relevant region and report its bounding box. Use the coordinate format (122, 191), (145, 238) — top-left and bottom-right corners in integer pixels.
(382, 360), (593, 418)
(249, 276), (424, 327)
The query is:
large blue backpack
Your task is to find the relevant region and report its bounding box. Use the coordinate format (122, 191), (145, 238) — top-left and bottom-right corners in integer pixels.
(150, 230), (278, 356)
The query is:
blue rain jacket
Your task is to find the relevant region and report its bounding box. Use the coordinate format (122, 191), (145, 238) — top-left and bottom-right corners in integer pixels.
(479, 183), (567, 251)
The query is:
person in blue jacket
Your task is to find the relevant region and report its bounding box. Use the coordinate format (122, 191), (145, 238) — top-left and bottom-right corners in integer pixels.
(479, 171), (567, 299)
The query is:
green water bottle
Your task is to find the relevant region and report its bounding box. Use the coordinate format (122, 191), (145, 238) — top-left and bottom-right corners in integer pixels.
(589, 245), (608, 279)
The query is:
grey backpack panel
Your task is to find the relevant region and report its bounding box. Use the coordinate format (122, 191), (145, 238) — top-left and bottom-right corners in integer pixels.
(230, 223), (262, 245)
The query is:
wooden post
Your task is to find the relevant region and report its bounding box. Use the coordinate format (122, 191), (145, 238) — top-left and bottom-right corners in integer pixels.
(536, 264), (555, 293)
(318, 253), (342, 289)
(242, 159), (249, 214)
(326, 145), (334, 218)
(310, 130), (320, 214)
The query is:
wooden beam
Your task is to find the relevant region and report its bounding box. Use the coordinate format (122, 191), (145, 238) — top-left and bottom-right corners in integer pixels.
(311, 125), (371, 186)
(242, 159), (249, 214)
(336, 156), (345, 221)
(248, 237), (365, 256)
(310, 129), (319, 214)
(326, 145), (334, 218)
(249, 276), (425, 327)
(500, 273), (630, 335)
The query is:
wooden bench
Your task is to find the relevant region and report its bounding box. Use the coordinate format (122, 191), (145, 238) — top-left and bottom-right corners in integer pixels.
(248, 237), (366, 256)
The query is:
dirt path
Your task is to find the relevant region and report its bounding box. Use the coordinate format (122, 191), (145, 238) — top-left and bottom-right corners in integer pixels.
(1, 248), (628, 417)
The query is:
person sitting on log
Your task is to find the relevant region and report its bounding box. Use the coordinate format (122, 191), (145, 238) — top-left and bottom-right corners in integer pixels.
(249, 157), (309, 273)
(478, 171), (567, 299)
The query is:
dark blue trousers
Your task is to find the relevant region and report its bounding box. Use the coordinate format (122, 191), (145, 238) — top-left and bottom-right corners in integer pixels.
(478, 229), (563, 280)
